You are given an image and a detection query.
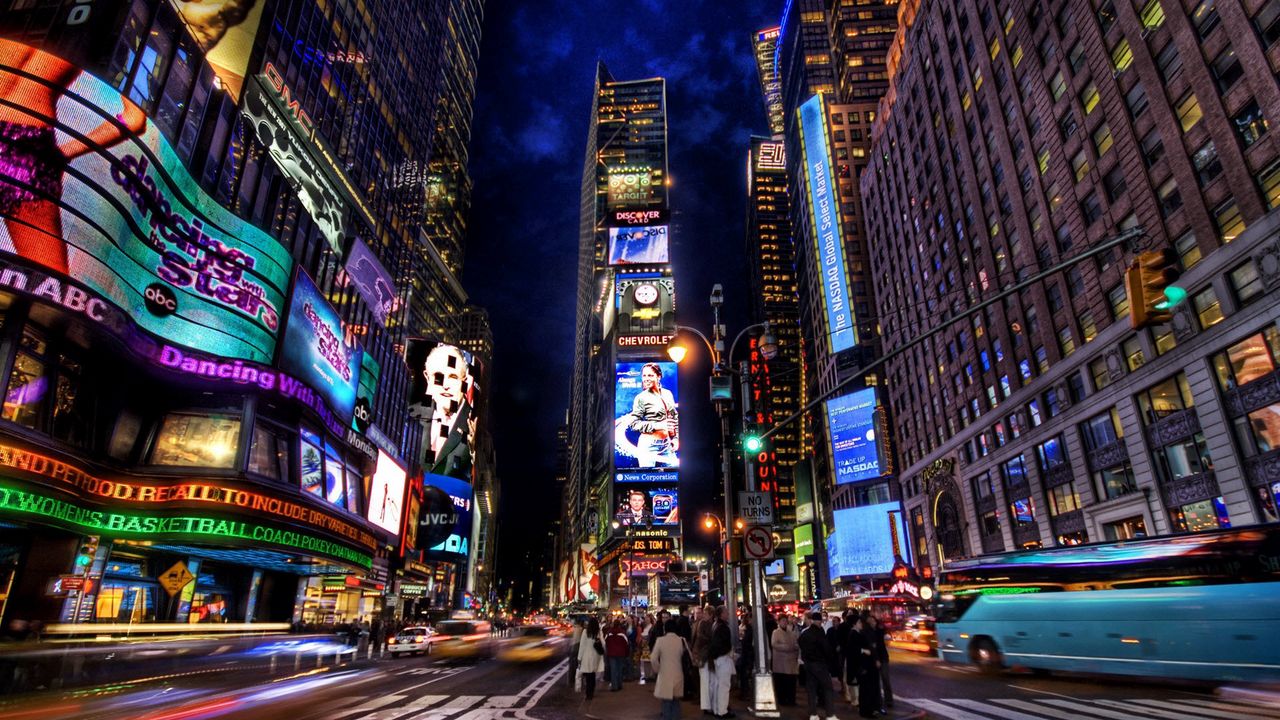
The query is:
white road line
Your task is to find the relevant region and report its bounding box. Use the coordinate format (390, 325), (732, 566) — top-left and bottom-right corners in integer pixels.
(1167, 698), (1280, 719)
(1096, 698), (1224, 720)
(1128, 698), (1280, 720)
(991, 698), (1115, 720)
(511, 660), (569, 719)
(948, 698), (1052, 720)
(357, 694), (448, 720)
(898, 696), (1003, 720)
(1039, 699), (1147, 720)
(332, 695), (405, 719)
(1006, 684), (1077, 699)
(411, 695), (485, 718)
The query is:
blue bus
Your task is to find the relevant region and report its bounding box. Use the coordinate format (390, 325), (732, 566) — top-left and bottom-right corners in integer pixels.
(933, 526), (1280, 682)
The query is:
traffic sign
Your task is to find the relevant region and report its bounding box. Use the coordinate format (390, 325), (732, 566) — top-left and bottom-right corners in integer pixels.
(743, 526), (775, 560)
(738, 491), (774, 526)
(159, 561), (195, 596)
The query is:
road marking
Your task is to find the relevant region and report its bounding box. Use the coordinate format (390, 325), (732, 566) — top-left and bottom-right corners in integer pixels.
(332, 695), (404, 718)
(1126, 698), (1280, 720)
(948, 698), (1049, 720)
(1040, 699), (1152, 720)
(1096, 699), (1235, 720)
(510, 659), (569, 719)
(411, 695), (484, 718)
(1007, 684), (1076, 699)
(358, 694), (447, 719)
(898, 697), (1003, 720)
(1166, 698), (1280, 719)
(991, 698), (1113, 720)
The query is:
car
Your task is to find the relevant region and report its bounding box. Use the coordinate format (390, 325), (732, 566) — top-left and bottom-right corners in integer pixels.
(497, 625), (561, 663)
(388, 626), (434, 656)
(431, 619), (494, 659)
(888, 615), (937, 653)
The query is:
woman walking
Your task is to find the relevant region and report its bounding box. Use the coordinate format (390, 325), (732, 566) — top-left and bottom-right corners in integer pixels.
(605, 620), (631, 691)
(577, 617), (606, 718)
(770, 614), (800, 706)
(648, 618), (687, 720)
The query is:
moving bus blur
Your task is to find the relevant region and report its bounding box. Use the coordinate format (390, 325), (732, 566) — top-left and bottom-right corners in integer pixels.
(934, 526), (1280, 682)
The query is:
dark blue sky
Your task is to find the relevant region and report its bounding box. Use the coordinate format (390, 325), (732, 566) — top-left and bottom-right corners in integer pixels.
(461, 0), (783, 599)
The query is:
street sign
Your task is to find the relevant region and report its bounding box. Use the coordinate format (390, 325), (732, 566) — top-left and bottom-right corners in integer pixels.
(743, 526), (775, 560)
(159, 561), (195, 596)
(738, 491), (774, 526)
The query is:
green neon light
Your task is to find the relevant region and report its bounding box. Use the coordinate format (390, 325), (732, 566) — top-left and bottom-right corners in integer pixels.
(0, 483), (371, 568)
(1155, 286), (1188, 310)
(956, 586), (1044, 596)
(743, 435), (764, 453)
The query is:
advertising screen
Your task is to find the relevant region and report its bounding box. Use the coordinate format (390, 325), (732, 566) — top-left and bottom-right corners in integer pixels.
(279, 269), (362, 422)
(606, 165), (660, 208)
(614, 362), (679, 472)
(607, 208), (669, 227)
(798, 94), (856, 353)
(344, 238), (398, 327)
(367, 450), (407, 536)
(615, 275), (675, 338)
(0, 41), (292, 363)
(421, 473), (473, 559)
(826, 503), (910, 578)
(614, 487), (679, 526)
(608, 225), (669, 265)
(351, 352), (381, 433)
(659, 574), (700, 604)
(827, 388), (881, 485)
(167, 0), (265, 101)
(406, 339), (479, 481)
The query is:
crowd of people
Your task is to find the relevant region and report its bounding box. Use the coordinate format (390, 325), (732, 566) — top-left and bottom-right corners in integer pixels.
(567, 605), (895, 720)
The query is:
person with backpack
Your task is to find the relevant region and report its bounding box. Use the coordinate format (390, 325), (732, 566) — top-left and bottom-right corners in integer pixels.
(577, 617), (606, 717)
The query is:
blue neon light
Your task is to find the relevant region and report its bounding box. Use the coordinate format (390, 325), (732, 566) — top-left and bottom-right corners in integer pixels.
(798, 95), (856, 352)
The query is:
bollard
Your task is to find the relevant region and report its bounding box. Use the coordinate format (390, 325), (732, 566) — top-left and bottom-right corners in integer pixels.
(270, 656), (277, 673)
(294, 652), (301, 671)
(317, 652), (323, 668)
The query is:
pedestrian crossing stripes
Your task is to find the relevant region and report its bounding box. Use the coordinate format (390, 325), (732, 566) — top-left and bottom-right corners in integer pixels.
(899, 695), (1280, 720)
(325, 693), (522, 720)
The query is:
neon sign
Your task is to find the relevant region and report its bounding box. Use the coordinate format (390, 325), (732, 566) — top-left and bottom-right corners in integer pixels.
(798, 94), (856, 353)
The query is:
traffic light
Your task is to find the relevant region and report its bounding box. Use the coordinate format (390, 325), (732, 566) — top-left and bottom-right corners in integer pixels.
(742, 432), (764, 453)
(75, 536), (99, 573)
(1126, 249), (1185, 330)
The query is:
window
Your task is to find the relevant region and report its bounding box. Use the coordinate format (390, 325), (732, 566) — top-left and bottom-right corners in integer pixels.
(299, 430), (324, 497)
(1211, 326), (1280, 390)
(1259, 162), (1280, 209)
(1156, 42), (1183, 81)
(973, 472), (997, 500)
(1126, 83), (1149, 119)
(1081, 408), (1124, 450)
(1124, 336), (1145, 371)
(1233, 405), (1280, 458)
(1256, 0), (1280, 45)
(1104, 515), (1148, 540)
(1096, 1), (1117, 33)
(1172, 497), (1230, 533)
(1059, 109), (1079, 138)
(1229, 261), (1264, 306)
(1069, 371), (1088, 401)
(1050, 71), (1067, 101)
(1233, 99), (1268, 147)
(1111, 38), (1133, 71)
(1029, 398), (1043, 426)
(1211, 47), (1243, 92)
(1175, 230), (1202, 269)
(1079, 82), (1100, 114)
(1080, 192), (1102, 225)
(248, 423), (290, 481)
(1103, 165), (1127, 202)
(1072, 150), (1091, 182)
(1141, 130), (1164, 167)
(1193, 288), (1224, 330)
(150, 412), (241, 468)
(1011, 497), (1036, 527)
(1193, 141), (1223, 185)
(1048, 483), (1081, 516)
(1175, 92), (1202, 131)
(1003, 454), (1029, 488)
(1156, 434), (1213, 482)
(1140, 0), (1166, 28)
(1191, 0), (1220, 38)
(1035, 345), (1049, 373)
(1090, 358), (1112, 391)
(981, 510), (1002, 538)
(1136, 373), (1194, 425)
(1214, 200), (1245, 243)
(1095, 465), (1139, 501)
(2, 325), (47, 429)
(1108, 284), (1130, 320)
(1154, 323), (1177, 355)
(1093, 124), (1113, 157)
(1158, 177), (1182, 217)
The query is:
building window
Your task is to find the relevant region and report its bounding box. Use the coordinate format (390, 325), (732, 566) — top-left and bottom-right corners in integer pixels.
(1069, 371), (1088, 402)
(1175, 230), (1202, 269)
(1158, 177), (1182, 217)
(1192, 288), (1224, 330)
(1126, 83), (1149, 119)
(248, 422), (291, 482)
(1141, 129), (1164, 167)
(1233, 99), (1269, 147)
(1103, 515), (1148, 540)
(1095, 464), (1138, 501)
(1048, 482), (1081, 516)
(1108, 284), (1129, 320)
(1058, 326), (1076, 356)
(1211, 46), (1244, 92)
(1153, 324), (1177, 355)
(1123, 336), (1145, 371)
(1256, 0), (1280, 45)
(1079, 82), (1100, 115)
(1029, 398), (1043, 427)
(973, 472), (997, 500)
(1157, 42), (1183, 82)
(2, 325), (47, 430)
(1136, 372), (1195, 425)
(1035, 345), (1049, 373)
(1192, 141), (1223, 186)
(1090, 358), (1112, 391)
(1111, 38), (1133, 71)
(1211, 326), (1280, 390)
(1081, 407), (1125, 451)
(1036, 435), (1069, 474)
(1191, 0), (1221, 37)
(1011, 496), (1037, 528)
(1259, 162), (1280, 209)
(1214, 200), (1245, 243)
(1140, 0), (1166, 28)
(1154, 433), (1213, 483)
(1175, 92), (1202, 132)
(1003, 454), (1029, 488)
(1093, 124), (1114, 157)
(1229, 261), (1264, 306)
(150, 412), (242, 469)
(1050, 71), (1067, 101)
(1072, 150), (1090, 182)
(1044, 387), (1063, 418)
(1080, 192), (1102, 225)
(1171, 497), (1230, 533)
(980, 510), (1002, 539)
(1232, 405), (1280, 458)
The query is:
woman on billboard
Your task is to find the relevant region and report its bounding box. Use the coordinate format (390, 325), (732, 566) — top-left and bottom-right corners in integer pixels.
(0, 40), (146, 274)
(616, 362), (679, 468)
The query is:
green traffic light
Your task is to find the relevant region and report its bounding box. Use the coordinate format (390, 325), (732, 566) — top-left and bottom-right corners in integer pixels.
(743, 435), (763, 453)
(1156, 286), (1188, 310)
(75, 554), (92, 567)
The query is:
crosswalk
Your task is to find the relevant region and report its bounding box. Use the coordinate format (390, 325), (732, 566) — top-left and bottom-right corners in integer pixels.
(324, 693), (524, 720)
(900, 695), (1280, 720)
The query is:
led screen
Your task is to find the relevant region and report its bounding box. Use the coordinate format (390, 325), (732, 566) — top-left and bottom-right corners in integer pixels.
(827, 388), (880, 485)
(616, 276), (675, 338)
(614, 487), (679, 526)
(421, 473), (473, 559)
(351, 352), (381, 433)
(606, 165), (660, 208)
(278, 269), (362, 422)
(614, 362), (680, 472)
(167, 0), (264, 101)
(344, 238), (398, 326)
(0, 41), (292, 363)
(608, 225), (669, 265)
(798, 94), (855, 352)
(826, 503), (910, 578)
(406, 339), (479, 481)
(366, 450), (406, 535)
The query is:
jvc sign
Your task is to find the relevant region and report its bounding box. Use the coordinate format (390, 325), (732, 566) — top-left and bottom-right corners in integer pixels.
(738, 491), (774, 526)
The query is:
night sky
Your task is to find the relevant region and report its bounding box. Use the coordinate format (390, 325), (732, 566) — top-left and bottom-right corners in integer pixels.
(460, 0), (784, 608)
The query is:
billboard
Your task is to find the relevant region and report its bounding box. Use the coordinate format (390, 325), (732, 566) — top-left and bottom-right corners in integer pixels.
(616, 275), (675, 339)
(614, 487), (679, 526)
(0, 41), (292, 363)
(659, 574), (700, 604)
(367, 450), (407, 536)
(406, 339), (479, 481)
(351, 352), (381, 433)
(826, 503), (910, 578)
(606, 165), (660, 208)
(279, 269), (362, 423)
(344, 238), (398, 326)
(607, 208), (669, 227)
(168, 0), (265, 101)
(827, 388), (881, 485)
(798, 94), (856, 353)
(608, 225), (669, 265)
(420, 473), (473, 559)
(614, 362), (679, 471)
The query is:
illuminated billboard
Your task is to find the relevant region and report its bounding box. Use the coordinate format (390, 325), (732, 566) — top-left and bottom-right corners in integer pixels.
(279, 269), (362, 423)
(344, 238), (398, 327)
(826, 503), (910, 578)
(0, 41), (292, 363)
(616, 275), (675, 339)
(798, 94), (856, 353)
(614, 487), (679, 526)
(607, 208), (669, 227)
(608, 225), (669, 265)
(167, 0), (265, 101)
(614, 362), (679, 472)
(421, 473), (473, 559)
(827, 388), (881, 485)
(754, 141), (786, 172)
(351, 352), (381, 434)
(407, 339), (478, 481)
(367, 450), (406, 535)
(607, 165), (660, 208)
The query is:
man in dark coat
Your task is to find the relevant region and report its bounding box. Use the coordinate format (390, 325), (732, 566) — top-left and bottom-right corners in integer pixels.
(866, 614), (893, 709)
(797, 612), (838, 720)
(859, 613), (885, 716)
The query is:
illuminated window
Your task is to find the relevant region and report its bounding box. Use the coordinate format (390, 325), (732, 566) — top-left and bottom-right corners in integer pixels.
(1137, 373), (1194, 425)
(2, 326), (47, 429)
(989, 37), (1001, 59)
(1230, 261), (1264, 306)
(1192, 0), (1220, 37)
(1175, 92), (1202, 131)
(1049, 72), (1067, 101)
(1212, 326), (1280, 389)
(1140, 0), (1166, 28)
(150, 412), (241, 468)
(248, 422), (290, 481)
(1214, 200), (1245, 243)
(1258, 162), (1280, 210)
(1048, 483), (1081, 516)
(1111, 38), (1133, 71)
(1011, 44), (1024, 67)
(1072, 150), (1090, 182)
(1193, 288), (1224, 330)
(1233, 99), (1269, 147)
(1175, 230), (1202, 269)
(1037, 147), (1050, 174)
(1123, 337), (1145, 371)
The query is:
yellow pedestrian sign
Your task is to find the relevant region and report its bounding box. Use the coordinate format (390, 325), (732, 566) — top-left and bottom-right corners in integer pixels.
(160, 561), (195, 596)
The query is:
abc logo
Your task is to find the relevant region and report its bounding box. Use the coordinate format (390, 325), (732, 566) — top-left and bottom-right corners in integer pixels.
(144, 283), (178, 317)
(352, 398), (371, 432)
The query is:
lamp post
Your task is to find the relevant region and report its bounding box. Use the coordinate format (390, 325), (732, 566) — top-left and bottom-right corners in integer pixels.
(668, 285), (780, 717)
(700, 513), (729, 607)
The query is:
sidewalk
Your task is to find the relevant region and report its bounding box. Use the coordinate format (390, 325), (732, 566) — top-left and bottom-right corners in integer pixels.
(552, 671), (925, 720)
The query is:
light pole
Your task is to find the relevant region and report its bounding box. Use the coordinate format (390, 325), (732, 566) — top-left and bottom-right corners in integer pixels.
(668, 284), (780, 717)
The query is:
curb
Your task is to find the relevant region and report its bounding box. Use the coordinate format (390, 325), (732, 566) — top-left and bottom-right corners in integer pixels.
(1218, 685), (1280, 707)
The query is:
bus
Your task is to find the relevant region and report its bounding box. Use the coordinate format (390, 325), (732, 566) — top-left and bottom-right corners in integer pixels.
(933, 525), (1280, 682)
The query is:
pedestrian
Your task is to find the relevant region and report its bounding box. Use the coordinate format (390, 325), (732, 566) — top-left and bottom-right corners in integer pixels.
(867, 614), (893, 710)
(770, 614), (800, 706)
(577, 617), (606, 718)
(843, 615), (877, 718)
(674, 604), (693, 641)
(858, 613), (884, 717)
(737, 611), (754, 700)
(797, 611), (839, 720)
(691, 605), (715, 712)
(648, 609), (670, 650)
(837, 612), (859, 706)
(605, 620), (630, 691)
(648, 618), (687, 720)
(568, 618), (584, 688)
(707, 605), (735, 717)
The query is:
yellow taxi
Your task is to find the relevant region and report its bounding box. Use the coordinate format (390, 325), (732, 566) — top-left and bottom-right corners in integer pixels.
(430, 619), (494, 659)
(497, 625), (561, 663)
